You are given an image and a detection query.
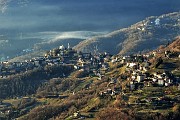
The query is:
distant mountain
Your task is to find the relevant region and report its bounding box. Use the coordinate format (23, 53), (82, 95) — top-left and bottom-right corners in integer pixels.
(74, 12), (180, 55)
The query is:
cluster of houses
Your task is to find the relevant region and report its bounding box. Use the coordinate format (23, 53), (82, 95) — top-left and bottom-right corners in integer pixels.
(1, 43), (179, 99)
(129, 70), (176, 90)
(0, 44), (111, 78)
(0, 58), (45, 78)
(98, 49), (179, 98)
(120, 55), (179, 90)
(43, 44), (111, 77)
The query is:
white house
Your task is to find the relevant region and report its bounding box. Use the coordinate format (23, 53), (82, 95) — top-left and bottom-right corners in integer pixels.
(127, 63), (137, 68)
(158, 79), (164, 86)
(59, 45), (65, 50)
(137, 75), (145, 83)
(153, 78), (158, 82)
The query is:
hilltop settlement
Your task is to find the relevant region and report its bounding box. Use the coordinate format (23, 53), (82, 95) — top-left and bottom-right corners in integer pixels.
(0, 37), (180, 120)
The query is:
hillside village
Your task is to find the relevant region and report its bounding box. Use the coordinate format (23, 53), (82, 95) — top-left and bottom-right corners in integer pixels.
(0, 37), (180, 119)
(1, 41), (179, 84)
(0, 43), (110, 78)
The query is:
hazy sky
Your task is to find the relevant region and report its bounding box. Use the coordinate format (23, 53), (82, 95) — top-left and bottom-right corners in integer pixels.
(0, 0), (179, 33)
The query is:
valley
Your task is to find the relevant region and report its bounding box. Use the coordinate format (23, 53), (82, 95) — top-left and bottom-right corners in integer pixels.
(0, 1), (180, 118)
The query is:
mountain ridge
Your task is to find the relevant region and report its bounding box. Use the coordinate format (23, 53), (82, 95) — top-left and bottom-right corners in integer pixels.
(74, 12), (180, 55)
